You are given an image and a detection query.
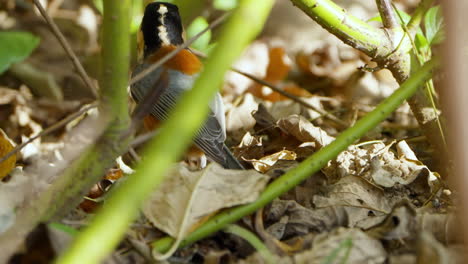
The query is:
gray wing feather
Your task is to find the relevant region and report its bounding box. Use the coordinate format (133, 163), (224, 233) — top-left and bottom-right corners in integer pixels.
(130, 64), (227, 165)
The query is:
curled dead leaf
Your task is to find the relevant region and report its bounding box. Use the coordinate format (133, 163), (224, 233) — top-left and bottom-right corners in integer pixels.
(0, 129), (16, 180)
(370, 140), (439, 188)
(277, 115), (334, 147)
(249, 150), (297, 173)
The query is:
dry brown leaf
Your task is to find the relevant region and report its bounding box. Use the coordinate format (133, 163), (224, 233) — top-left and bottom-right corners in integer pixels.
(226, 94), (259, 141)
(0, 129), (16, 180)
(313, 176), (391, 229)
(248, 46), (294, 101)
(294, 227), (386, 264)
(369, 140), (438, 188)
(322, 144), (371, 183)
(142, 163), (269, 238)
(234, 132), (264, 160)
(277, 115), (334, 147)
(267, 100), (304, 121)
(0, 87), (20, 105)
(224, 41), (269, 95)
(249, 150), (297, 173)
(365, 202), (416, 241)
(264, 47), (291, 83)
(266, 200), (344, 239)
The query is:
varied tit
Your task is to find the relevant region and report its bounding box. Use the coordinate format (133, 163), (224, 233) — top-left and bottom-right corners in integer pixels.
(130, 2), (244, 169)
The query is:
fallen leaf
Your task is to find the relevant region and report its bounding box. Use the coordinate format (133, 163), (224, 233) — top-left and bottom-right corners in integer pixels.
(0, 87), (19, 105)
(142, 163), (269, 238)
(277, 115), (334, 147)
(264, 47), (291, 83)
(234, 132), (264, 160)
(224, 41), (269, 95)
(313, 176), (391, 229)
(249, 150), (297, 173)
(365, 202), (416, 240)
(370, 140), (438, 188)
(294, 227), (386, 264)
(0, 129), (16, 180)
(226, 93), (259, 140)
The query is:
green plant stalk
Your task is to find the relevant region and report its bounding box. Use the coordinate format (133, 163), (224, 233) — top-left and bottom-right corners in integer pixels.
(99, 1), (130, 121)
(290, 0), (387, 57)
(153, 57), (439, 253)
(55, 0), (132, 263)
(393, 0), (448, 170)
(292, 0), (448, 175)
(56, 1), (274, 263)
(0, 0), (131, 261)
(224, 225), (275, 264)
(406, 0), (435, 32)
(396, 6), (447, 153)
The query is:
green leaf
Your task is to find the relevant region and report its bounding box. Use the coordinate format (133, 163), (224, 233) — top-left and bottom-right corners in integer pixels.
(48, 222), (79, 236)
(214, 0), (238, 11)
(186, 16), (211, 53)
(424, 6), (444, 45)
(0, 32), (40, 74)
(415, 32), (429, 52)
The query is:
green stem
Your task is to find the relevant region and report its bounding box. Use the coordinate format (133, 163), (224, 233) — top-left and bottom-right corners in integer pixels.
(55, 1), (274, 263)
(99, 0), (130, 120)
(292, 0), (447, 175)
(55, 0), (132, 263)
(153, 57), (439, 253)
(290, 0), (388, 57)
(0, 0), (131, 261)
(406, 0), (435, 33)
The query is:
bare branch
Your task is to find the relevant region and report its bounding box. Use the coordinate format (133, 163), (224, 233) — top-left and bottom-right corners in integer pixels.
(231, 69), (348, 128)
(0, 102), (98, 165)
(33, 0), (99, 98)
(376, 0), (398, 29)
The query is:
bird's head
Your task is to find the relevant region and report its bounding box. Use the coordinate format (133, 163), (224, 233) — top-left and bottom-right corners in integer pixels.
(137, 2), (184, 61)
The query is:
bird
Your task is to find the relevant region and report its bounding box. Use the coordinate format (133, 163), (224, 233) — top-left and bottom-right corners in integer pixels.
(130, 2), (244, 170)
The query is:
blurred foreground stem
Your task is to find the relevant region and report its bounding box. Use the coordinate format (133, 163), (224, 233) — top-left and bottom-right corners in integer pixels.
(0, 1), (131, 262)
(153, 58), (439, 253)
(56, 1), (274, 263)
(290, 0), (447, 173)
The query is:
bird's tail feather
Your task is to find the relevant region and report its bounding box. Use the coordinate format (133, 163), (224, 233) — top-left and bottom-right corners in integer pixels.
(221, 145), (244, 170)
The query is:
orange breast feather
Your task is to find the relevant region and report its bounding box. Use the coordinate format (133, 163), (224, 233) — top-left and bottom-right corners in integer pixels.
(148, 45), (202, 75)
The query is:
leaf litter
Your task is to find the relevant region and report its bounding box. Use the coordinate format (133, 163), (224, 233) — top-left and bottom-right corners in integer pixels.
(0, 0), (462, 263)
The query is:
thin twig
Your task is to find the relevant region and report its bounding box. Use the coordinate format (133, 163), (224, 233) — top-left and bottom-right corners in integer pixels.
(33, 0), (99, 98)
(190, 48), (348, 128)
(129, 12), (230, 85)
(0, 102), (99, 165)
(128, 147), (141, 162)
(231, 69), (348, 128)
(376, 0), (398, 29)
(130, 130), (159, 148)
